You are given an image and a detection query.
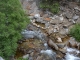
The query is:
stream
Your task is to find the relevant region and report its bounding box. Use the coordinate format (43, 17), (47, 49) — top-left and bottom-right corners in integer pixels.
(15, 0), (80, 60)
(65, 48), (80, 60)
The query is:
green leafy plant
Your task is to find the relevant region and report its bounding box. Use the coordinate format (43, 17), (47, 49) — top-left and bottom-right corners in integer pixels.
(70, 24), (80, 42)
(0, 0), (29, 60)
(40, 0), (60, 14)
(17, 57), (28, 60)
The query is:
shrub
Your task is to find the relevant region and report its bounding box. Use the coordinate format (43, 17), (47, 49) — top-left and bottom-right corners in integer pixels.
(40, 0), (60, 14)
(0, 0), (29, 59)
(70, 24), (80, 42)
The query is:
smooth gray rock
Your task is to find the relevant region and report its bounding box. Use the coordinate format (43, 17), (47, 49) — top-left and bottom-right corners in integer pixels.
(65, 12), (73, 19)
(73, 15), (79, 20)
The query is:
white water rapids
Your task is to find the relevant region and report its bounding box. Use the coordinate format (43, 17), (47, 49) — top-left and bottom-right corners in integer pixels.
(65, 48), (80, 60)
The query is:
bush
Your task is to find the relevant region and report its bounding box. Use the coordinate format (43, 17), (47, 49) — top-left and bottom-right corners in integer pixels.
(17, 57), (28, 60)
(40, 0), (60, 14)
(70, 24), (80, 42)
(0, 0), (29, 59)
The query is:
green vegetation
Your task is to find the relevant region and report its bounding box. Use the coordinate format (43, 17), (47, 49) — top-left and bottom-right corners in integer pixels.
(40, 0), (60, 14)
(0, 0), (29, 59)
(17, 57), (28, 60)
(70, 24), (80, 42)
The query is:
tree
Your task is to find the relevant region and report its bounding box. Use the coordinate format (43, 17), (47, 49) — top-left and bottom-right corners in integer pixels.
(0, 0), (29, 59)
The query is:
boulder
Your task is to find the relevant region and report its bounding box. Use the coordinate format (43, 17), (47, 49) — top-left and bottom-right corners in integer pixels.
(77, 43), (80, 50)
(72, 15), (79, 20)
(57, 44), (65, 48)
(68, 37), (77, 48)
(65, 12), (73, 19)
(48, 39), (59, 50)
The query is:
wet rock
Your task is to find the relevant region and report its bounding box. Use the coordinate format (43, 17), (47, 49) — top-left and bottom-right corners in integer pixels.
(40, 49), (56, 60)
(48, 39), (59, 50)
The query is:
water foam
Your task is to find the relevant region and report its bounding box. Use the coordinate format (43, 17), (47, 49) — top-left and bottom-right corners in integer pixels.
(65, 48), (80, 60)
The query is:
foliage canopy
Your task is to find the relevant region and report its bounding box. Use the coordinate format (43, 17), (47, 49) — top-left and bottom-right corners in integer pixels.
(0, 0), (29, 59)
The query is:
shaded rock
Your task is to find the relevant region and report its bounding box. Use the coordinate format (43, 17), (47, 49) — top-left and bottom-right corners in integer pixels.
(48, 39), (59, 50)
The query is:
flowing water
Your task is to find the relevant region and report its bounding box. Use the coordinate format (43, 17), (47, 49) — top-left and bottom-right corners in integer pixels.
(65, 47), (80, 60)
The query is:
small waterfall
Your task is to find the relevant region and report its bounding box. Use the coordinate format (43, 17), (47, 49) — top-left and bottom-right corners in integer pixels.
(65, 48), (80, 60)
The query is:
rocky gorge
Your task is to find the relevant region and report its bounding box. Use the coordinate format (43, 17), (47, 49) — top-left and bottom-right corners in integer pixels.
(15, 0), (80, 60)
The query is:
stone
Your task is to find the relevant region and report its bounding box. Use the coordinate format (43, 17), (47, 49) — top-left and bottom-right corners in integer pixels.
(77, 43), (80, 50)
(65, 12), (73, 19)
(69, 37), (77, 48)
(44, 18), (51, 21)
(21, 30), (36, 39)
(73, 15), (79, 20)
(48, 39), (59, 50)
(59, 48), (67, 53)
(40, 49), (56, 60)
(53, 25), (59, 33)
(34, 14), (40, 19)
(59, 29), (67, 35)
(57, 44), (65, 48)
(74, 7), (80, 11)
(23, 54), (29, 59)
(57, 37), (62, 43)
